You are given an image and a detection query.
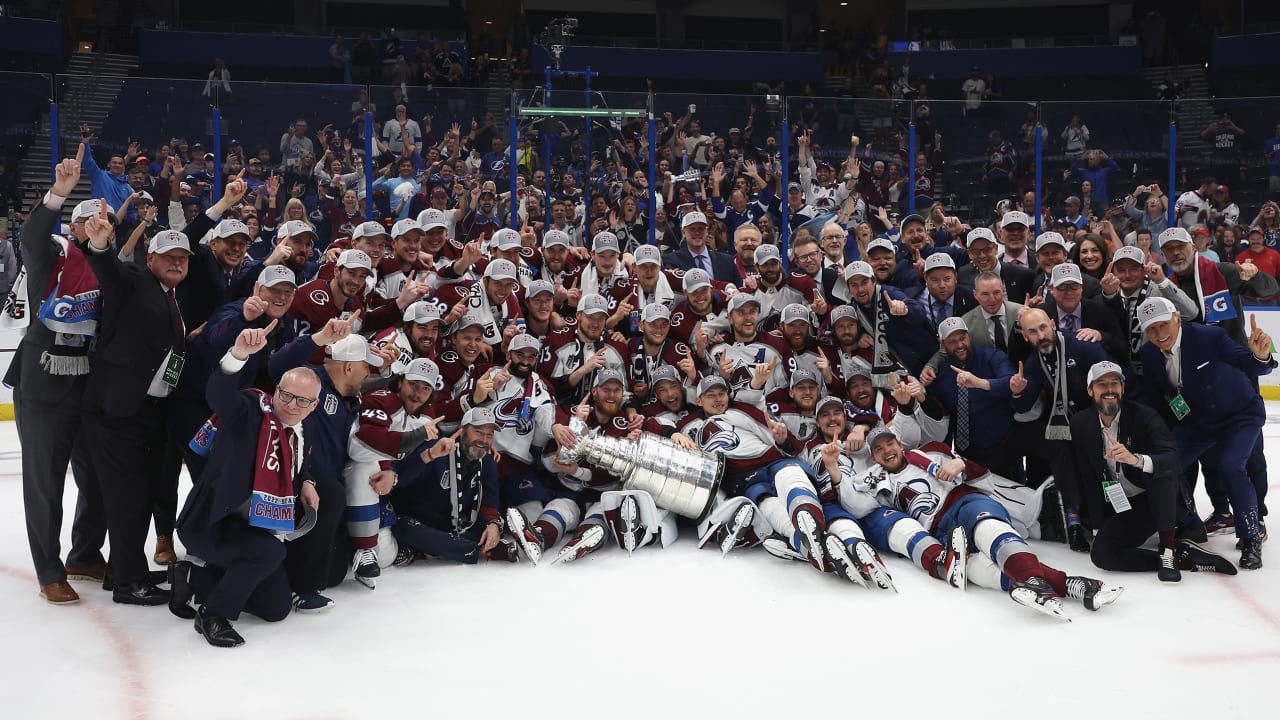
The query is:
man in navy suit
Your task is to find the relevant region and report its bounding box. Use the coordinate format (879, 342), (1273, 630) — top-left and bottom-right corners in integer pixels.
(1138, 297), (1274, 569)
(914, 253), (977, 333)
(171, 323), (326, 647)
(929, 317), (1023, 477)
(661, 210), (743, 286)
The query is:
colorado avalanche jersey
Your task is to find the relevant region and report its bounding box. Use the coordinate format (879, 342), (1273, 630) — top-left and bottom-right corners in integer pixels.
(347, 388), (428, 465)
(855, 442), (987, 532)
(684, 403), (788, 481)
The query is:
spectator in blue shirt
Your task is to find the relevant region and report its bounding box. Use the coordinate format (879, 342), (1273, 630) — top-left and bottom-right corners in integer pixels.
(81, 138), (136, 221)
(1068, 149), (1119, 207)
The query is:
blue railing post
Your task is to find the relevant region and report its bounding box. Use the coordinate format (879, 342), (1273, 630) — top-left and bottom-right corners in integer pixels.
(49, 101), (59, 181)
(211, 107), (223, 202)
(648, 94), (657, 246)
(780, 118), (791, 272)
(509, 100), (519, 229)
(1167, 121), (1178, 229)
(1034, 121), (1044, 234)
(364, 111), (374, 218)
(907, 120), (917, 216)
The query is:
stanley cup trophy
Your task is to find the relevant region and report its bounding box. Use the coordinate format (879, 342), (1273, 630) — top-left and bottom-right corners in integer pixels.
(557, 419), (722, 520)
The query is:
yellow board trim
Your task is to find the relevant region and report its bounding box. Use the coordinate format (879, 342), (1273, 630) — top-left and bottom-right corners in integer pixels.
(1262, 387), (1280, 401)
(0, 403), (11, 420)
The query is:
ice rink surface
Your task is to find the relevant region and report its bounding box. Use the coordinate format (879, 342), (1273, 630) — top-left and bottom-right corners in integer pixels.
(0, 414), (1277, 720)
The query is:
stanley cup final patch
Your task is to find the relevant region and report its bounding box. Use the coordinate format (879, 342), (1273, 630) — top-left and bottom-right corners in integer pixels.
(324, 394), (339, 415)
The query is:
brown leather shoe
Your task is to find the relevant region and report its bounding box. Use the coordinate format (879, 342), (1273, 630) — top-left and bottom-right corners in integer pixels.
(65, 562), (108, 583)
(39, 581), (80, 605)
(153, 535), (177, 565)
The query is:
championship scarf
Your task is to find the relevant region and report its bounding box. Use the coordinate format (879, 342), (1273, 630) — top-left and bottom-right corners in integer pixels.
(36, 236), (101, 376)
(1189, 255), (1236, 324)
(1037, 334), (1073, 441)
(246, 389), (299, 534)
(856, 287), (899, 389)
(1121, 279), (1152, 360)
(467, 281), (508, 345)
(634, 272), (675, 309)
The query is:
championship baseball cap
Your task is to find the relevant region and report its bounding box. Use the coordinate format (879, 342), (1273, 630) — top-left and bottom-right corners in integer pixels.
(815, 396), (845, 416)
(923, 253), (956, 274)
(790, 368), (820, 388)
(866, 238), (896, 256)
(1112, 245), (1146, 265)
(937, 316), (968, 341)
(417, 208), (448, 231)
(634, 245), (662, 266)
(149, 229), (192, 255)
(327, 334), (384, 367)
(592, 231), (621, 254)
(727, 293), (761, 312)
(1035, 232), (1067, 252)
(830, 304), (858, 325)
(728, 127), (741, 135)
(213, 218), (250, 239)
(682, 211), (708, 228)
(282, 219), (317, 239)
(134, 190), (155, 205)
(452, 313), (488, 332)
(642, 303), (671, 323)
(484, 258), (519, 281)
(1050, 263), (1084, 288)
(781, 303), (812, 325)
(391, 218), (421, 238)
(1248, 225), (1265, 237)
(900, 213), (926, 229)
(490, 227), (522, 250)
(1064, 195), (1082, 207)
(350, 221), (388, 241)
(543, 229), (571, 248)
(966, 227), (997, 247)
(1086, 360), (1125, 386)
(402, 300), (442, 324)
(258, 264), (298, 288)
(866, 425), (898, 450)
(650, 365), (681, 388)
(592, 367), (626, 388)
(754, 244), (782, 266)
(577, 293), (610, 315)
(526, 279), (555, 297)
(403, 358), (441, 387)
(1157, 227), (1192, 248)
(508, 333), (542, 355)
(337, 249), (373, 271)
(697, 375), (729, 396)
(682, 268), (712, 293)
(787, 181), (803, 193)
(72, 198), (114, 222)
(460, 406), (496, 427)
(1137, 297), (1177, 331)
(1000, 211), (1031, 228)
(844, 261), (874, 279)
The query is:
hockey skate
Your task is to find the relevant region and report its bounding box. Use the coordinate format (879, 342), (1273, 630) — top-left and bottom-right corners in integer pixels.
(934, 526), (967, 591)
(792, 506), (829, 572)
(555, 524), (607, 564)
(850, 539), (896, 592)
(762, 534), (806, 562)
(823, 535), (868, 587)
(1009, 577), (1070, 621)
(1176, 540), (1238, 575)
(607, 494), (644, 556)
(699, 502), (758, 556)
(486, 539), (520, 564)
(1065, 576), (1123, 611)
(506, 508), (546, 566)
(352, 548), (379, 590)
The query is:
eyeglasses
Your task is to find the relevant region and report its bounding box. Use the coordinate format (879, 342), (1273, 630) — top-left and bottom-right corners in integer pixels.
(796, 251), (821, 262)
(277, 388), (317, 407)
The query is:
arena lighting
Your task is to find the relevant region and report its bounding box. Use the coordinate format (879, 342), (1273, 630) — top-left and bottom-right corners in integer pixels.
(517, 106), (647, 118)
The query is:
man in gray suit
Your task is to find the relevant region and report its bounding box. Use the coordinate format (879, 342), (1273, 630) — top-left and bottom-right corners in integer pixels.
(921, 269), (1026, 378)
(6, 144), (108, 604)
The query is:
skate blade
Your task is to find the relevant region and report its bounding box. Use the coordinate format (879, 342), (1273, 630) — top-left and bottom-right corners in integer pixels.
(1010, 588), (1071, 621)
(355, 575), (376, 590)
(721, 505), (755, 557)
(555, 525), (606, 565)
(1087, 585), (1124, 611)
(620, 498), (640, 555)
(950, 527), (968, 592)
(506, 508), (543, 567)
(853, 542), (896, 593)
(824, 536), (868, 588)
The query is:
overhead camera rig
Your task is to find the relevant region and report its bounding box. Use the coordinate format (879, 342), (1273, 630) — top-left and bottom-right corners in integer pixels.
(537, 17), (579, 70)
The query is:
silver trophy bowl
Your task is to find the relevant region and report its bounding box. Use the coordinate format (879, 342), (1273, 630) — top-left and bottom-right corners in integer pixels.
(562, 428), (722, 520)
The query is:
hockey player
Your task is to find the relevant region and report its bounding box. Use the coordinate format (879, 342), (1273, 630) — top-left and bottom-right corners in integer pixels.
(773, 302), (844, 397)
(343, 358), (440, 587)
(374, 218), (433, 299)
(433, 313), (497, 426)
(667, 268), (730, 349)
(859, 427), (1123, 619)
(390, 407), (512, 565)
(744, 244), (826, 326)
(539, 293), (631, 407)
(290, 248), (430, 341)
(842, 261), (937, 386)
(628, 302), (700, 403)
(519, 279), (567, 337)
(429, 258), (525, 352)
(824, 304), (875, 384)
(768, 368), (822, 444)
(707, 293), (789, 397)
(369, 301), (446, 377)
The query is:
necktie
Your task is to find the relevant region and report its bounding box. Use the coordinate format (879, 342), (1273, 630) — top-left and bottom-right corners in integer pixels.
(698, 254), (712, 274)
(955, 384), (971, 452)
(991, 313), (1007, 351)
(1061, 313), (1076, 336)
(167, 288), (185, 355)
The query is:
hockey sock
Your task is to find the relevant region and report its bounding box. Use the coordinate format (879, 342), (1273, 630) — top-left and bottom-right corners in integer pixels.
(774, 466), (825, 528)
(973, 518), (1037, 584)
(1036, 563), (1069, 596)
(537, 498), (582, 547)
(345, 505), (380, 550)
(922, 544), (946, 579)
(759, 496), (801, 552)
(887, 518), (942, 571)
(1158, 530), (1176, 551)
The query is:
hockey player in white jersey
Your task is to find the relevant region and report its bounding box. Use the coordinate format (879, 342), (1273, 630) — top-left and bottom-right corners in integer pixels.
(859, 427), (1123, 619)
(343, 358), (439, 587)
(707, 293), (789, 397)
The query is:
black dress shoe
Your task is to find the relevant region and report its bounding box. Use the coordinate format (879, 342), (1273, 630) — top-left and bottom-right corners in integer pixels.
(1240, 539), (1263, 570)
(112, 581), (170, 606)
(194, 606), (244, 648)
(167, 561), (197, 619)
(1175, 518), (1209, 544)
(1068, 524), (1092, 553)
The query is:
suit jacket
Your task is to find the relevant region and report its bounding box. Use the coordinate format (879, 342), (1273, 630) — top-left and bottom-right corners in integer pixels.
(176, 361), (314, 558)
(4, 201), (90, 405)
(959, 300), (1022, 351)
(1139, 321), (1274, 432)
(1043, 296), (1130, 364)
(82, 241), (186, 418)
(914, 285), (979, 330)
(1015, 334), (1112, 418)
(1030, 266), (1102, 301)
(958, 261), (1035, 305)
(1068, 401), (1181, 527)
(929, 345), (1017, 450)
(663, 247), (743, 286)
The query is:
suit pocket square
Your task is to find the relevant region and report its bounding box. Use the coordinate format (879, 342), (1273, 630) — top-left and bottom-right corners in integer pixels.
(1196, 361), (1210, 370)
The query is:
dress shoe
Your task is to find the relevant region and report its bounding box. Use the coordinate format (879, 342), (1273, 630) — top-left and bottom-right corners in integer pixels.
(1175, 522), (1209, 544)
(1239, 539), (1263, 570)
(153, 535), (177, 565)
(194, 606), (244, 648)
(167, 561), (197, 620)
(112, 581), (170, 606)
(65, 562), (107, 584)
(39, 581), (80, 605)
(103, 568), (168, 592)
(1067, 524), (1092, 553)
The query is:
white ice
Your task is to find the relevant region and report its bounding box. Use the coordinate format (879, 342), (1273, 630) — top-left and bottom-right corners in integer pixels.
(0, 413), (1277, 720)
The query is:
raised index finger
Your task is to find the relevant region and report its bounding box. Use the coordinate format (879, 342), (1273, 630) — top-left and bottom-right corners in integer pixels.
(74, 142), (86, 164)
(1251, 314), (1259, 333)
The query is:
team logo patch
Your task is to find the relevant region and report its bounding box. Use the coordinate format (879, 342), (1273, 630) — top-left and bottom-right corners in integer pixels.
(309, 289), (330, 305)
(698, 417), (740, 453)
(492, 397), (534, 435)
(440, 350), (460, 364)
(612, 416), (631, 431)
(323, 394), (338, 415)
